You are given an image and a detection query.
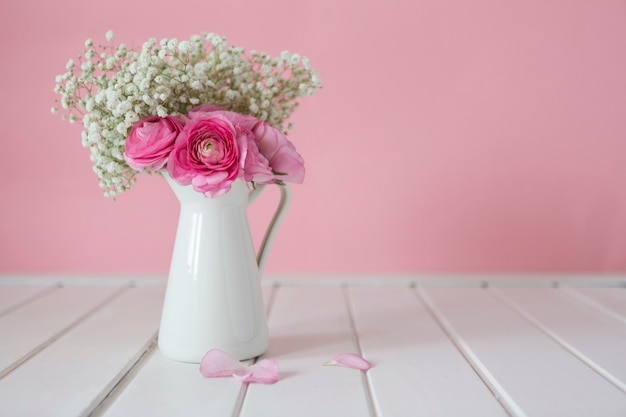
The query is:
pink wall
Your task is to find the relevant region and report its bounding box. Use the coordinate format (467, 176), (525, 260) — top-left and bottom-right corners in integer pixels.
(1, 0), (626, 275)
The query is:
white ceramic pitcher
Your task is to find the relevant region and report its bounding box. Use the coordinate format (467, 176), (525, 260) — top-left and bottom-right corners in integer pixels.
(158, 172), (290, 363)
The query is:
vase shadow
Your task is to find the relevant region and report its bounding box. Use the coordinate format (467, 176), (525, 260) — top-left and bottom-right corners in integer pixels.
(265, 332), (345, 358)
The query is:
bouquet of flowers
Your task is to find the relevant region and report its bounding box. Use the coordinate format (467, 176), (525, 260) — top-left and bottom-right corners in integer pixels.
(52, 31), (321, 198)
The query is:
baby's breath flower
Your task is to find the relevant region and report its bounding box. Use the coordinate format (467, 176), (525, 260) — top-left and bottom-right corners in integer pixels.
(178, 41), (190, 52)
(156, 105), (168, 117)
(53, 31), (321, 198)
(105, 57), (116, 70)
(169, 39), (180, 49)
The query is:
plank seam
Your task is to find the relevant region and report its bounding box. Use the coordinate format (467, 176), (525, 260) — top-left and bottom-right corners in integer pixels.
(414, 288), (527, 417)
(82, 333), (159, 417)
(488, 288), (626, 394)
(343, 286), (379, 417)
(0, 285), (61, 318)
(0, 286), (129, 380)
(559, 287), (626, 325)
(231, 284), (278, 417)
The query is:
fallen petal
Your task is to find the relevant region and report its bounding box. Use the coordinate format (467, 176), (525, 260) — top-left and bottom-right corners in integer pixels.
(233, 358), (280, 384)
(199, 348), (245, 378)
(323, 353), (372, 371)
(199, 349), (280, 384)
(231, 369), (253, 381)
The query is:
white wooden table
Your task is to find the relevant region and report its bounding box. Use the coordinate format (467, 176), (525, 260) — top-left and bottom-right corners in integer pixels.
(0, 275), (625, 417)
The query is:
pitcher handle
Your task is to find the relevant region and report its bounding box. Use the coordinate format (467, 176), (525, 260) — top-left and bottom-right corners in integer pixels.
(248, 183), (292, 274)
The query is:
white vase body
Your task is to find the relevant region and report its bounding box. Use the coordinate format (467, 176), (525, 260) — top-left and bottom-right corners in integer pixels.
(158, 173), (289, 363)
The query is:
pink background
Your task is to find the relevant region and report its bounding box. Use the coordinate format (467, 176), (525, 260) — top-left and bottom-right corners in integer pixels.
(1, 0), (626, 275)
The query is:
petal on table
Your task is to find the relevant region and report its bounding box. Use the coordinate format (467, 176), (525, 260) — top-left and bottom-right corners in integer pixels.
(199, 348), (245, 378)
(323, 353), (372, 371)
(233, 358), (280, 384)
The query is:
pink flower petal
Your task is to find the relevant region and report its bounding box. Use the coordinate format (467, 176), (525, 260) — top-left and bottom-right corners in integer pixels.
(323, 353), (372, 371)
(199, 349), (280, 384)
(199, 349), (245, 378)
(232, 358), (280, 384)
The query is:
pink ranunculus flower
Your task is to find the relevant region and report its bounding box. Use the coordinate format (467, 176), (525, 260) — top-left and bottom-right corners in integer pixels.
(189, 106), (276, 185)
(251, 121), (305, 184)
(167, 113), (246, 198)
(124, 115), (186, 170)
(241, 140), (275, 184)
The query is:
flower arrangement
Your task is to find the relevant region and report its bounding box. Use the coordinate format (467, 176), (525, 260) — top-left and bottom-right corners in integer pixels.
(52, 31), (321, 198)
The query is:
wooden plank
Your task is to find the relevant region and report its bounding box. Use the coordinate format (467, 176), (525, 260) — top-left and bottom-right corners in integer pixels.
(348, 286), (508, 416)
(100, 282), (277, 417)
(0, 286), (165, 417)
(418, 287), (626, 417)
(564, 287), (626, 323)
(493, 287), (626, 392)
(101, 349), (246, 417)
(239, 286), (370, 417)
(0, 285), (58, 316)
(0, 286), (124, 377)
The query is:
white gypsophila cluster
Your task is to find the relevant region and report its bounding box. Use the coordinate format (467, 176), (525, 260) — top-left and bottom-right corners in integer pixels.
(52, 31), (322, 198)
